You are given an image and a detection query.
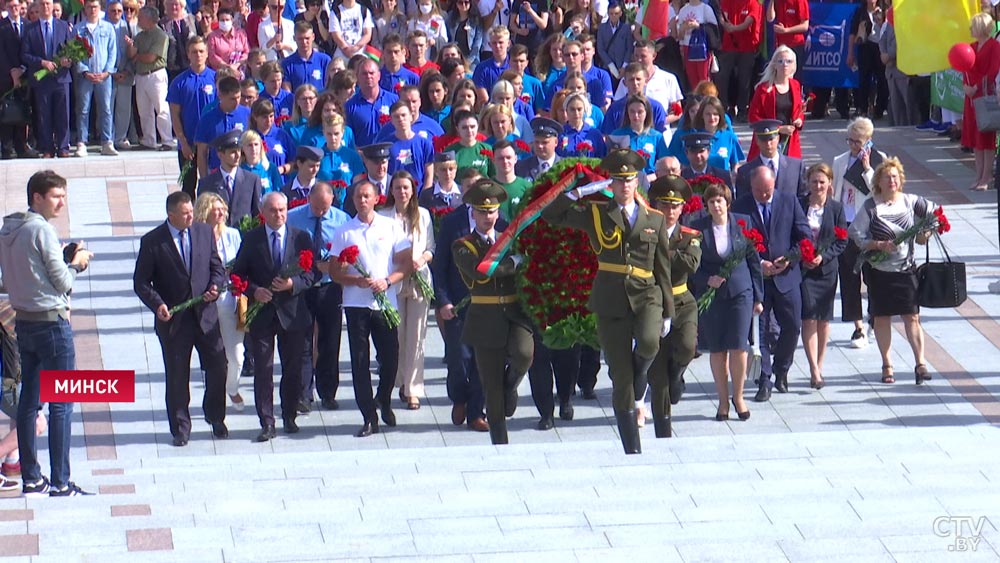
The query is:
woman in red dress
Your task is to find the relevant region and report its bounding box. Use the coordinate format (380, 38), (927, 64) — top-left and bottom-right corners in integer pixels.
(964, 12), (1000, 192)
(747, 45), (804, 160)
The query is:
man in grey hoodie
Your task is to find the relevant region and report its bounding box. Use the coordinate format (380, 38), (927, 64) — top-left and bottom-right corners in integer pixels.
(0, 170), (94, 497)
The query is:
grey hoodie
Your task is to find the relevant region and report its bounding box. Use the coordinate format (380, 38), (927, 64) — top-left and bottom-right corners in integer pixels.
(0, 210), (77, 314)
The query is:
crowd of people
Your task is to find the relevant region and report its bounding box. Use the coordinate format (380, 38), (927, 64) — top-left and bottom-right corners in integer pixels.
(0, 0), (980, 493)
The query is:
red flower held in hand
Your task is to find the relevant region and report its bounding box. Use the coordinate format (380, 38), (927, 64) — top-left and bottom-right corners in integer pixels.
(798, 239), (816, 263)
(377, 194), (388, 207)
(338, 245), (360, 265)
(298, 249), (314, 272)
(288, 197), (308, 209)
(480, 148), (494, 158)
(576, 141), (594, 153)
(514, 139), (531, 153)
(682, 194), (703, 215)
(228, 274), (248, 297)
(378, 114), (391, 125)
(834, 226), (848, 240)
(636, 149), (650, 159)
(736, 218), (747, 229)
(670, 101), (683, 116)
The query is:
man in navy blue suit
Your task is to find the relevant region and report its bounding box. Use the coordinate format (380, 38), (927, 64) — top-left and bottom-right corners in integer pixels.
(733, 166), (810, 402)
(0, 0), (37, 159)
(20, 0), (72, 158)
(735, 120), (807, 200)
(680, 133), (733, 191)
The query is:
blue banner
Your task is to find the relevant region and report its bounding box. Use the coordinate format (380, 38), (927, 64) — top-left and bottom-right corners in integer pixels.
(800, 2), (859, 89)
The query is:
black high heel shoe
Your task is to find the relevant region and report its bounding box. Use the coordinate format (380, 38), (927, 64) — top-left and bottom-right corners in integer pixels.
(732, 398), (750, 421)
(715, 405), (730, 421)
(915, 364), (931, 385)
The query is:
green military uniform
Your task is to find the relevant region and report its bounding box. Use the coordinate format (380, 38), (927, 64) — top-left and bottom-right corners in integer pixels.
(647, 176), (702, 438)
(543, 149), (674, 454)
(453, 179), (533, 445)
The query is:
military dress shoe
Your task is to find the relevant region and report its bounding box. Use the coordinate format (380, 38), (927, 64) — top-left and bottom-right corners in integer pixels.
(468, 417), (489, 432)
(296, 399), (312, 414)
(321, 398), (339, 410)
(210, 421), (229, 439)
(172, 435), (189, 447)
(581, 388), (597, 400)
(774, 373), (789, 393)
(559, 400), (574, 421)
(255, 425), (277, 442)
(504, 385), (518, 417)
(19, 148), (39, 159)
(283, 418), (300, 434)
(451, 402), (466, 426)
(380, 405), (397, 427)
(754, 381), (772, 402)
(355, 417), (379, 437)
(537, 415), (554, 430)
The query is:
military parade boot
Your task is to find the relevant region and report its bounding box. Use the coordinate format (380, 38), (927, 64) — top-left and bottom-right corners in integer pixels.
(504, 367), (525, 417)
(652, 414), (672, 438)
(668, 360), (687, 405)
(615, 409), (642, 454)
(489, 419), (509, 445)
(632, 351), (655, 400)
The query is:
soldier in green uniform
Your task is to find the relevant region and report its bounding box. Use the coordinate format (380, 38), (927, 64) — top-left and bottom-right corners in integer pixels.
(646, 176), (702, 439)
(543, 149), (674, 454)
(453, 179), (534, 445)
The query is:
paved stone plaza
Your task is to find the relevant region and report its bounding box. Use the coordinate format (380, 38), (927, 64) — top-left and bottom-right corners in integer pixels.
(0, 122), (999, 561)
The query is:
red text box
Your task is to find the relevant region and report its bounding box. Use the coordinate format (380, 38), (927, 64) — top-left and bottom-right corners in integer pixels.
(40, 371), (135, 403)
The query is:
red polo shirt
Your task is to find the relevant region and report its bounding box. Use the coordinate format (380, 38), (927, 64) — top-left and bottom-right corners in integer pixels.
(721, 0), (763, 53)
(773, 0), (809, 48)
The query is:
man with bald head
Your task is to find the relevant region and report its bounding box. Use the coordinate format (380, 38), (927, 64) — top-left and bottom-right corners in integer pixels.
(231, 192), (318, 441)
(733, 166), (810, 402)
(655, 156), (681, 179)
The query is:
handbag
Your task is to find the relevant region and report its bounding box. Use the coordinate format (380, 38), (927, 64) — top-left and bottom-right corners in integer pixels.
(687, 27), (709, 62)
(916, 232), (967, 309)
(236, 295), (249, 332)
(0, 89), (31, 126)
(973, 95), (1000, 132)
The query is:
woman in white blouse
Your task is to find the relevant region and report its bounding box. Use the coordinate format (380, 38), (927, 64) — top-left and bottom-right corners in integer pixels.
(258, 4), (296, 61)
(194, 193), (246, 411)
(380, 171), (435, 409)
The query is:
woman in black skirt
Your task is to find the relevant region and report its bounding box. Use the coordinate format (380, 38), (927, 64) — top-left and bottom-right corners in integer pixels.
(692, 183), (763, 421)
(849, 158), (936, 385)
(799, 164), (848, 390)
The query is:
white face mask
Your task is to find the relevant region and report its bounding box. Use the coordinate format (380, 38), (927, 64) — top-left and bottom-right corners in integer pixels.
(419, 4), (432, 14)
(218, 20), (233, 32)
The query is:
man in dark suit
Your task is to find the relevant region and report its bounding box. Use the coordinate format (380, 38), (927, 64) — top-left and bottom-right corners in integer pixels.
(20, 0), (72, 158)
(432, 168), (496, 433)
(133, 191), (229, 447)
(514, 118), (562, 182)
(345, 143), (391, 216)
(735, 120), (807, 200)
(230, 191), (318, 441)
(596, 1), (634, 81)
(681, 133), (733, 191)
(0, 0), (36, 159)
(281, 145), (323, 201)
(733, 165), (810, 402)
(197, 130), (263, 227)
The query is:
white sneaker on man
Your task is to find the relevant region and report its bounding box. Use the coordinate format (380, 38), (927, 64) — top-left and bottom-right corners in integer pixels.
(74, 142), (88, 157)
(101, 142), (119, 156)
(850, 327), (868, 349)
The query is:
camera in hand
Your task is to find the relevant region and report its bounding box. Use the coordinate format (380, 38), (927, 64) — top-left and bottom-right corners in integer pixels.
(63, 242), (79, 264)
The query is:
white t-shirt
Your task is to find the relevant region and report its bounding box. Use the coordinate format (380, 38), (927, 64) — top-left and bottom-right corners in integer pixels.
(329, 2), (374, 60)
(676, 3), (718, 46)
(478, 0), (512, 31)
(258, 15), (296, 61)
(330, 214), (411, 310)
(613, 66), (684, 109)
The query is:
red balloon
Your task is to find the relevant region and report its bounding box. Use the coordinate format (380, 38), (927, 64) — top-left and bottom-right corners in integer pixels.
(949, 43), (977, 73)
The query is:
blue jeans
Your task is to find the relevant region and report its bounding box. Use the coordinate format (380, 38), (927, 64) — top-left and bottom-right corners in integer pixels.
(76, 76), (114, 144)
(15, 318), (76, 488)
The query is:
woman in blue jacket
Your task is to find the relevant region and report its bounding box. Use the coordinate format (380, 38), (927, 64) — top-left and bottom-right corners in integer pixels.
(606, 94), (670, 176)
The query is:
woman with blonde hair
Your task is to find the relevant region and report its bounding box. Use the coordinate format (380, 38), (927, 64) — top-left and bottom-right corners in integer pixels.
(239, 130), (284, 195)
(194, 192), (246, 411)
(849, 158), (937, 385)
(747, 45), (804, 159)
(490, 80), (533, 142)
(379, 171), (435, 410)
(556, 91), (606, 157)
(534, 33), (567, 95)
(284, 84), (320, 146)
(480, 104), (519, 144)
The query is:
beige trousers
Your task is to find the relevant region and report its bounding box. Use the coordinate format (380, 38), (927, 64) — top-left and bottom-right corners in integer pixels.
(395, 292), (429, 398)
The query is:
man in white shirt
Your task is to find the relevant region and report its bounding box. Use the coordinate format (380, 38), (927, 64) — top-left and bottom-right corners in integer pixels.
(613, 39), (683, 112)
(328, 0), (373, 61)
(329, 180), (413, 438)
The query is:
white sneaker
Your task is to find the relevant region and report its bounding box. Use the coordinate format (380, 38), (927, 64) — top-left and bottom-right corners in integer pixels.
(115, 140), (132, 151)
(850, 328), (868, 349)
(101, 142), (119, 156)
(74, 142), (88, 157)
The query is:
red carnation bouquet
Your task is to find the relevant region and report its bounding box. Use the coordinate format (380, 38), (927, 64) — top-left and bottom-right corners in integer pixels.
(34, 36), (93, 82)
(378, 113), (391, 125)
(288, 197), (309, 209)
(274, 114), (291, 127)
(167, 272), (251, 316)
(768, 238), (817, 273)
(479, 148), (494, 158)
(697, 219), (765, 314)
(429, 205), (454, 235)
(669, 101), (683, 116)
(805, 225), (849, 268)
(514, 139), (532, 155)
(865, 206), (951, 267)
(243, 249), (315, 327)
(688, 174), (728, 196)
(575, 141), (594, 155)
(682, 194), (703, 215)
(336, 245), (401, 328)
(636, 149), (650, 160)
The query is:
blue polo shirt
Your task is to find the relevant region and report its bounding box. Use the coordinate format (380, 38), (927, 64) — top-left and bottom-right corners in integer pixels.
(299, 124), (357, 149)
(194, 104), (251, 171)
(373, 114), (445, 144)
(344, 88), (399, 148)
(472, 56), (509, 93)
(317, 145), (364, 209)
(259, 125), (296, 173)
(422, 105), (451, 125)
(583, 65), (614, 108)
(388, 135), (434, 189)
(522, 73), (545, 112)
(282, 50), (331, 92)
(379, 66), (420, 93)
(602, 96), (668, 135)
(260, 88), (294, 119)
(241, 161), (285, 195)
(557, 124), (607, 159)
(287, 203), (351, 283)
(166, 67), (217, 146)
(513, 98), (535, 122)
(607, 128), (670, 174)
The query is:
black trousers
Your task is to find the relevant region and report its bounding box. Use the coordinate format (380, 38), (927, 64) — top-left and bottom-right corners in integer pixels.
(158, 314), (228, 439)
(576, 345), (601, 393)
(176, 149), (199, 199)
(345, 307), (398, 421)
(249, 317), (305, 427)
(856, 42), (888, 116)
(716, 50), (757, 116)
(838, 238), (865, 323)
(760, 280), (802, 380)
(909, 74), (932, 124)
(811, 87), (852, 119)
(443, 310), (484, 422)
(0, 119), (29, 156)
(528, 336), (579, 417)
(302, 283), (343, 402)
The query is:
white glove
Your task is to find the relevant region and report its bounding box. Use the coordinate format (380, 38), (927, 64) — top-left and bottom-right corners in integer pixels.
(660, 318), (672, 338)
(508, 254), (524, 268)
(567, 179), (612, 200)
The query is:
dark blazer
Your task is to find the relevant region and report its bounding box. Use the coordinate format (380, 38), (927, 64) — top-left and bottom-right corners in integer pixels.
(690, 212), (763, 303)
(133, 221), (226, 337)
(682, 165), (733, 191)
(596, 20), (634, 76)
(732, 191), (811, 295)
(198, 168), (263, 228)
(230, 225), (317, 331)
(799, 196), (848, 279)
(514, 155), (561, 183)
(445, 13), (483, 67)
(0, 18), (24, 92)
(21, 18), (73, 86)
(433, 204), (508, 308)
(735, 155), (806, 200)
(417, 187), (460, 210)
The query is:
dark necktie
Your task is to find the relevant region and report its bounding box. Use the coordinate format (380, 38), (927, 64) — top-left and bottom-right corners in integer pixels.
(761, 202), (771, 233)
(311, 215), (323, 255)
(44, 20), (51, 58)
(620, 206), (631, 234)
(178, 229), (190, 272)
(225, 174), (233, 201)
(271, 231), (282, 270)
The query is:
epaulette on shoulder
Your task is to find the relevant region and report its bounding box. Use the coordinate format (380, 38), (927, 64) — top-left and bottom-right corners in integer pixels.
(646, 206), (664, 216)
(681, 225), (702, 236)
